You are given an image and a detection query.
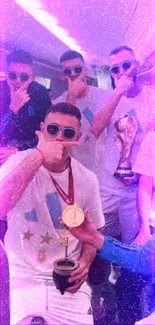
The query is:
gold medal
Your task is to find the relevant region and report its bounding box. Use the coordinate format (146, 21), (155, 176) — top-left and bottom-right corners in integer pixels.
(62, 204), (84, 228)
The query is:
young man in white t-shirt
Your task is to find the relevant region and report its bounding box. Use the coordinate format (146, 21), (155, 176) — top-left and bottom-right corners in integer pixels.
(91, 45), (155, 244)
(0, 103), (105, 325)
(91, 45), (155, 324)
(133, 128), (155, 325)
(133, 128), (155, 228)
(53, 50), (110, 175)
(54, 50), (119, 324)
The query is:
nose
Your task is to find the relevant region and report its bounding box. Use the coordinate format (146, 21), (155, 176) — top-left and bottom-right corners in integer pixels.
(55, 130), (64, 141)
(14, 76), (22, 85)
(119, 66), (125, 76)
(70, 69), (76, 76)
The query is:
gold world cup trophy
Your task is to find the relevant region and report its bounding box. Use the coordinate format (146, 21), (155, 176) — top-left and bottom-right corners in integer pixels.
(114, 115), (138, 180)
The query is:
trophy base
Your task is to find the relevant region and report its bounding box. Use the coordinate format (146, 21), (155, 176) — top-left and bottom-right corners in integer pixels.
(114, 167), (134, 180)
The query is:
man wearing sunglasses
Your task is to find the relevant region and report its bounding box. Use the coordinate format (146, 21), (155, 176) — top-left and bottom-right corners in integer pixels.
(54, 50), (118, 324)
(0, 102), (105, 325)
(0, 49), (51, 164)
(54, 50), (110, 175)
(91, 45), (155, 324)
(0, 49), (51, 244)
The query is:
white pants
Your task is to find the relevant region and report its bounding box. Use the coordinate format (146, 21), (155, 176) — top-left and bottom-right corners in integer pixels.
(102, 194), (140, 244)
(10, 276), (93, 325)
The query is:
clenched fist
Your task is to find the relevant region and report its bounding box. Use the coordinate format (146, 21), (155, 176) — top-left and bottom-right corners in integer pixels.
(35, 130), (78, 165)
(115, 66), (136, 96)
(66, 70), (88, 104)
(10, 83), (30, 114)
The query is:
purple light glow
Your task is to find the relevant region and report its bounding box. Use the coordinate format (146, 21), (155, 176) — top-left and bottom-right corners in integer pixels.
(15, 0), (85, 55)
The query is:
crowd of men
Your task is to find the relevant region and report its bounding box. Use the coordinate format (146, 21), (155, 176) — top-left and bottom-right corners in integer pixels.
(0, 46), (155, 325)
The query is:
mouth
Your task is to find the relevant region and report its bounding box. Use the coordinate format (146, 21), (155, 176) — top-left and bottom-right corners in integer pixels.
(14, 85), (21, 90)
(70, 76), (78, 81)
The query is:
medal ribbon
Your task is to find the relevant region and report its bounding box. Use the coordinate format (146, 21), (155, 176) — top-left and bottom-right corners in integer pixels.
(49, 158), (74, 205)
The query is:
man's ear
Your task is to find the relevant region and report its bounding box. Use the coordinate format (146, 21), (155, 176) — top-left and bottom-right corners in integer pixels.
(84, 67), (88, 77)
(61, 71), (66, 81)
(30, 70), (35, 82)
(40, 121), (45, 132)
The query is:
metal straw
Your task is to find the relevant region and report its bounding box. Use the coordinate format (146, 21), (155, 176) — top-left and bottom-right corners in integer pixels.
(65, 237), (69, 259)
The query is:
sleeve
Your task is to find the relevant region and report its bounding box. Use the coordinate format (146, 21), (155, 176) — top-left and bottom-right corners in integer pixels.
(0, 110), (15, 144)
(85, 172), (105, 229)
(95, 89), (113, 113)
(52, 92), (67, 104)
(36, 85), (51, 116)
(0, 150), (29, 182)
(98, 235), (155, 276)
(133, 130), (155, 177)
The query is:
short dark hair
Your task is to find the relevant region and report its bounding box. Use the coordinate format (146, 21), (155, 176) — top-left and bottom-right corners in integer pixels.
(109, 45), (134, 57)
(6, 49), (33, 65)
(45, 102), (81, 122)
(60, 50), (84, 65)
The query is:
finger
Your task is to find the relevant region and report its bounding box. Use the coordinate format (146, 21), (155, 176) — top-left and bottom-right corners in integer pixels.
(24, 96), (30, 102)
(35, 130), (44, 141)
(83, 211), (92, 224)
(24, 93), (30, 98)
(22, 97), (30, 104)
(20, 89), (27, 94)
(67, 277), (87, 293)
(10, 84), (15, 95)
(69, 265), (86, 278)
(131, 240), (136, 247)
(125, 66), (137, 78)
(59, 217), (69, 229)
(69, 272), (88, 283)
(132, 243), (138, 248)
(19, 81), (30, 91)
(62, 141), (79, 148)
(77, 69), (88, 81)
(67, 77), (72, 86)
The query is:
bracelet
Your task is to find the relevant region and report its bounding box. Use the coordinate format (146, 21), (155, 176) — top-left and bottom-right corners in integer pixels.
(35, 147), (45, 163)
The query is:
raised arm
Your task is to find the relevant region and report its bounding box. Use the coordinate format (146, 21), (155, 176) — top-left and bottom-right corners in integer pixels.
(68, 214), (154, 276)
(0, 132), (77, 218)
(97, 235), (154, 276)
(0, 149), (43, 217)
(91, 69), (134, 137)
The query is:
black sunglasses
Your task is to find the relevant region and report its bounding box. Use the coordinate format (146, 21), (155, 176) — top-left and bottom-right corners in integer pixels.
(110, 61), (134, 75)
(8, 72), (30, 81)
(63, 66), (83, 76)
(47, 124), (79, 139)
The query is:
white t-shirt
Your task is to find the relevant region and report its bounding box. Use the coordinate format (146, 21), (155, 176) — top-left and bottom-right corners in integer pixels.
(53, 86), (110, 175)
(133, 129), (155, 226)
(133, 129), (155, 177)
(1, 151), (104, 280)
(99, 86), (155, 212)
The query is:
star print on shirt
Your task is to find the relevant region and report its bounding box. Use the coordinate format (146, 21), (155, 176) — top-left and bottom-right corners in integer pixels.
(59, 236), (68, 246)
(22, 229), (34, 241)
(84, 135), (90, 142)
(40, 232), (53, 244)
